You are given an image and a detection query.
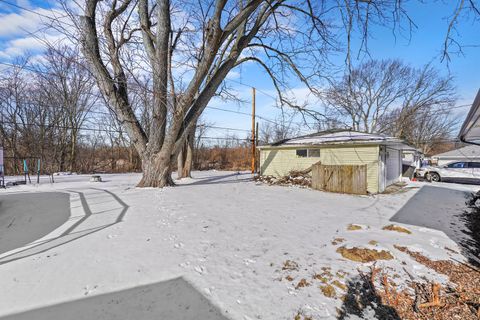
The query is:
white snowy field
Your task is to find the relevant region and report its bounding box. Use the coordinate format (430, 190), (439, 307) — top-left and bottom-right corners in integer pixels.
(0, 171), (478, 319)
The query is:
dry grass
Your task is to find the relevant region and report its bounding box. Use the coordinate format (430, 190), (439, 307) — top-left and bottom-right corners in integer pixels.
(332, 280), (347, 291)
(285, 275), (294, 282)
(320, 284), (336, 298)
(382, 224), (412, 234)
(282, 260), (299, 271)
(337, 246), (394, 263)
(295, 278), (311, 289)
(331, 237), (346, 245)
(347, 224), (362, 231)
(294, 311), (313, 320)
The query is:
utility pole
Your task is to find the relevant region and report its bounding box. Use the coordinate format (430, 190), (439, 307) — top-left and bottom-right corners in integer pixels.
(251, 87), (256, 174)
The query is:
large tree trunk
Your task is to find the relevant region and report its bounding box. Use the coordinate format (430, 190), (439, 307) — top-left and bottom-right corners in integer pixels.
(177, 146), (185, 179)
(138, 152), (175, 187)
(176, 127), (195, 179)
(182, 134), (194, 178)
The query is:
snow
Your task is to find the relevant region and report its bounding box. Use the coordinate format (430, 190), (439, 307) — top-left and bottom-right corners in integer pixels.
(265, 130), (403, 147)
(0, 171), (478, 319)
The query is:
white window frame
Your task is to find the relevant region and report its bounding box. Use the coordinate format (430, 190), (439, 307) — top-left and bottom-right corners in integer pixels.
(296, 149), (320, 158)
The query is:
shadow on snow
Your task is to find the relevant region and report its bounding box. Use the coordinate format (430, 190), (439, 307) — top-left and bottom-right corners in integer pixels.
(0, 277), (229, 320)
(390, 185), (480, 267)
(0, 188), (128, 266)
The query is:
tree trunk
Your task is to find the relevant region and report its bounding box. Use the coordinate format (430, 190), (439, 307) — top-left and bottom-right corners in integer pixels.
(182, 134), (194, 178)
(69, 131), (77, 172)
(176, 130), (194, 179)
(137, 153), (175, 187)
(177, 146), (185, 179)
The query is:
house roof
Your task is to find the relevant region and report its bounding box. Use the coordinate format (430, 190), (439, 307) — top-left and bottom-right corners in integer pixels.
(432, 145), (480, 159)
(259, 130), (409, 149)
(459, 89), (480, 145)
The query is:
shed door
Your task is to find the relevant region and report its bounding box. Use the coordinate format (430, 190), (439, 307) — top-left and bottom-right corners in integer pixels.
(386, 148), (401, 186)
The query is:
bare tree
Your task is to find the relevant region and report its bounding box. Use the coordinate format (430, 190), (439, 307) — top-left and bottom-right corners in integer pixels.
(259, 112), (301, 144)
(35, 46), (98, 172)
(380, 104), (459, 154)
(324, 60), (411, 133)
(324, 60), (457, 143)
(67, 0), (412, 187)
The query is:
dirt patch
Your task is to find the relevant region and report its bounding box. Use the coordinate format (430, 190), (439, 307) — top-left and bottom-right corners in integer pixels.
(382, 224), (412, 234)
(337, 246), (394, 263)
(382, 182), (408, 194)
(347, 224), (362, 231)
(369, 240), (379, 246)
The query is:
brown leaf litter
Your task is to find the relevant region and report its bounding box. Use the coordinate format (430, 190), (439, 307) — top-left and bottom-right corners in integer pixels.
(320, 284), (336, 298)
(337, 246), (394, 263)
(341, 246), (480, 319)
(295, 278), (311, 289)
(282, 260), (300, 271)
(331, 237), (346, 245)
(347, 224), (362, 231)
(383, 224), (412, 234)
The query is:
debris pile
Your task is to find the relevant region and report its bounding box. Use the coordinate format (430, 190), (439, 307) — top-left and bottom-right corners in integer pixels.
(339, 248), (480, 319)
(255, 170), (312, 187)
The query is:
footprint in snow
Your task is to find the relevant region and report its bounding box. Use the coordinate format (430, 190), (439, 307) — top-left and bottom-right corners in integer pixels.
(203, 287), (215, 296)
(84, 285), (98, 296)
(194, 265), (206, 274)
(174, 242), (184, 249)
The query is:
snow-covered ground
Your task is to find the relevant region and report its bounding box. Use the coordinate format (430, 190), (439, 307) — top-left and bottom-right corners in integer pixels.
(0, 171), (478, 319)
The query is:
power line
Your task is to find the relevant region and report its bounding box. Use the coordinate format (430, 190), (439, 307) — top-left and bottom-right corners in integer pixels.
(0, 119), (250, 137)
(0, 60), (286, 127)
(0, 0), (76, 29)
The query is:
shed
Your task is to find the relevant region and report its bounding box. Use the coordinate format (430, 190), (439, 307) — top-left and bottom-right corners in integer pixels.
(257, 130), (411, 193)
(432, 145), (480, 167)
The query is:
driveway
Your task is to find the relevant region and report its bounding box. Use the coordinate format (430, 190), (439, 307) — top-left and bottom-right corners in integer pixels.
(0, 192), (70, 255)
(391, 184), (480, 266)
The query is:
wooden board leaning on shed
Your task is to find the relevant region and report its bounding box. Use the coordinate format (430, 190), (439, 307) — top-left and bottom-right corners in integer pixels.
(311, 162), (368, 195)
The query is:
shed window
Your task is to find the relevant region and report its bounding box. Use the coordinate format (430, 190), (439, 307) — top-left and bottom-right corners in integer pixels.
(308, 149), (320, 157)
(296, 149), (307, 157)
(296, 149), (320, 158)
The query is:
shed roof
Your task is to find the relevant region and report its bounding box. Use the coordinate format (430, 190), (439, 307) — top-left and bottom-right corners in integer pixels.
(432, 145), (480, 159)
(259, 130), (407, 148)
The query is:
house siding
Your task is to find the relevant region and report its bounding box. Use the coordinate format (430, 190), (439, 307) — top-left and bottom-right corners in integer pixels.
(260, 145), (380, 193)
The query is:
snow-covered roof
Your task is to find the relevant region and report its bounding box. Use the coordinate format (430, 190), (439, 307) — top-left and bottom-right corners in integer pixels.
(261, 130), (405, 148)
(433, 145), (480, 159)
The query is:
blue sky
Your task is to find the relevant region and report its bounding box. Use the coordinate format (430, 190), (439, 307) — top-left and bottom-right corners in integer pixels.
(0, 0), (478, 139)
